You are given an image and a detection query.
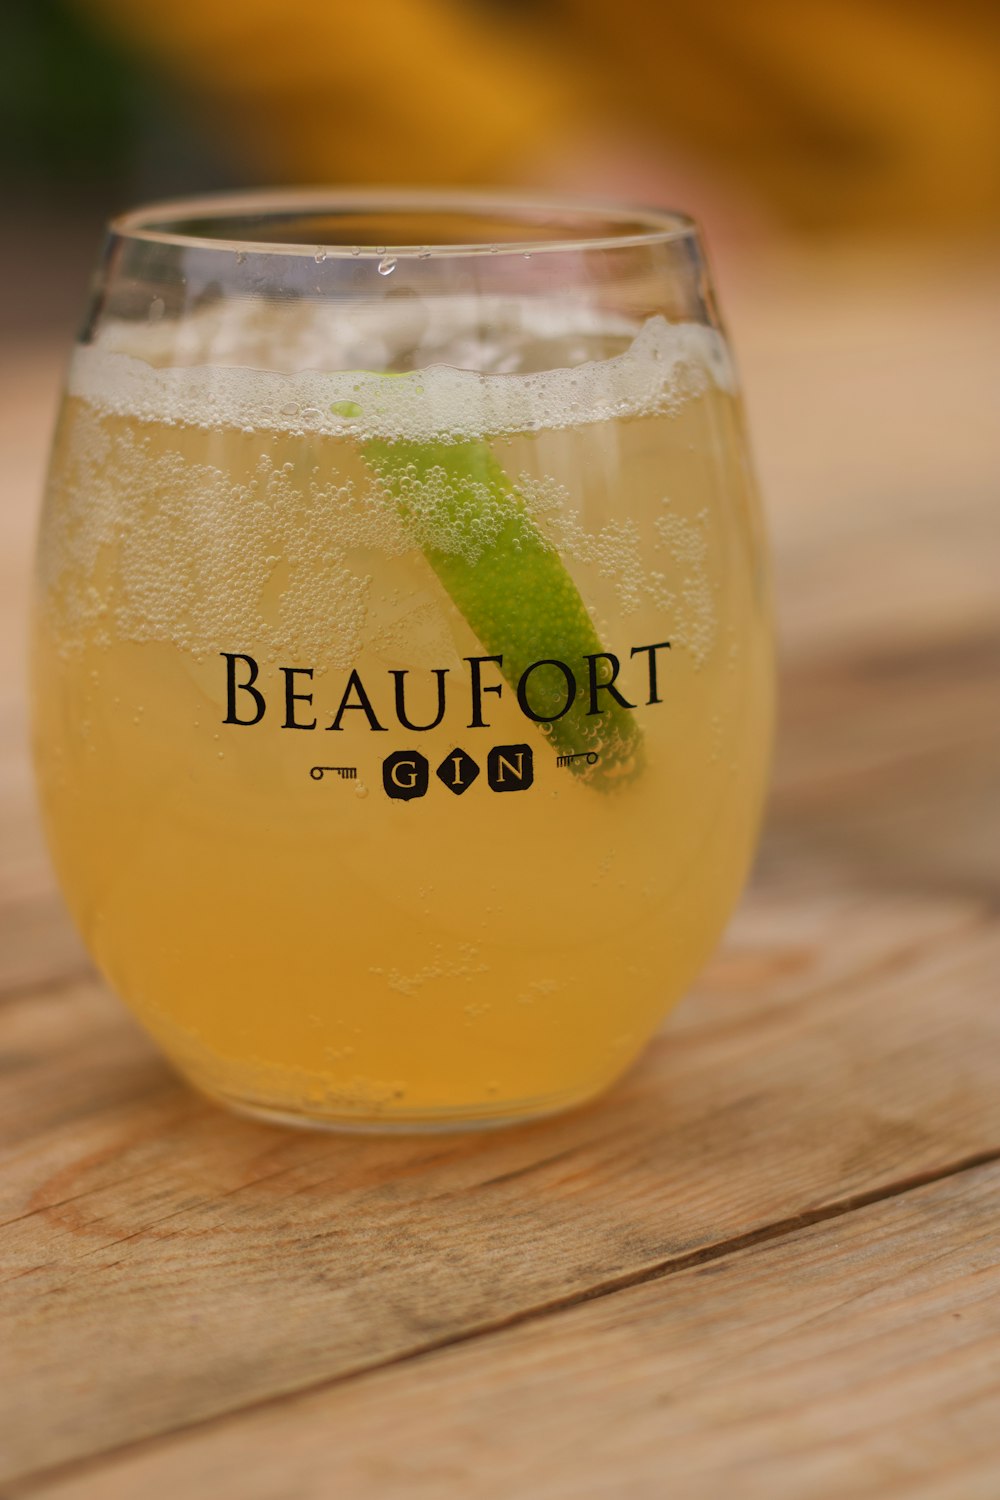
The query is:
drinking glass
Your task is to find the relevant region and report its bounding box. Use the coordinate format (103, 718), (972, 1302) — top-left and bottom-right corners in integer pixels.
(32, 191), (772, 1131)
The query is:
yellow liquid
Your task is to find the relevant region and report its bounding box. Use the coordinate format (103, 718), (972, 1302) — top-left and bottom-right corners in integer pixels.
(33, 320), (772, 1128)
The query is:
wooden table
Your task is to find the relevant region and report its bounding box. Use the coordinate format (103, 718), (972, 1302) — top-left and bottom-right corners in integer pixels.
(2, 246), (998, 1497)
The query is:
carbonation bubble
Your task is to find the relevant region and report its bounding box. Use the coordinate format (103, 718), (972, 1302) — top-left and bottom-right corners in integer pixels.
(377, 255), (397, 276)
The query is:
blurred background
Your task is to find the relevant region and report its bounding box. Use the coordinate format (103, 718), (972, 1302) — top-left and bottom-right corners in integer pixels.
(3, 0), (999, 328)
(1, 0), (998, 986)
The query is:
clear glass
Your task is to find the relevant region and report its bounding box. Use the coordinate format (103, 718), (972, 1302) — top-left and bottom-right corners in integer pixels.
(31, 190), (773, 1131)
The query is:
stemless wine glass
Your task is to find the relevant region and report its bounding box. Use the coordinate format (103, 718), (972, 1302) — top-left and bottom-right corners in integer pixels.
(32, 191), (772, 1131)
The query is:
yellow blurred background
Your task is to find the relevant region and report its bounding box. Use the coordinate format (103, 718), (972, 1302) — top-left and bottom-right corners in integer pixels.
(76, 0), (1000, 234)
(3, 0), (999, 326)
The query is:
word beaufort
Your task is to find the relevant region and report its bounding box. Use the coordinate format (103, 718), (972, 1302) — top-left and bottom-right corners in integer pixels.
(221, 643), (671, 733)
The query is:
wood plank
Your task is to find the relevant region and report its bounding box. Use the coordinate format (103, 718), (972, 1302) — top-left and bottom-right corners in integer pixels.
(1, 889), (997, 1484)
(22, 1161), (1000, 1500)
(738, 250), (1000, 664)
(771, 627), (1000, 900)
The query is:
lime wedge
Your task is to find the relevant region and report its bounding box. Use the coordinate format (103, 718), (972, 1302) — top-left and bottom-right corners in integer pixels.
(363, 434), (643, 786)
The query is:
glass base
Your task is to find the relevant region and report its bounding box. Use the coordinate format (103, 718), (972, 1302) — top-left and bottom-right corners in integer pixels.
(189, 1076), (613, 1135)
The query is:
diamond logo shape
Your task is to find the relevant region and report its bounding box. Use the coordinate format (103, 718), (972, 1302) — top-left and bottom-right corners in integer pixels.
(487, 742), (534, 792)
(435, 747), (480, 795)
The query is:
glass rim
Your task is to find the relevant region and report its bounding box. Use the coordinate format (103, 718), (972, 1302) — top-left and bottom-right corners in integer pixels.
(109, 188), (700, 261)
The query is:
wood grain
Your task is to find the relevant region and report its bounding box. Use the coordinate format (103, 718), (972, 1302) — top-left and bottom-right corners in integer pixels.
(771, 628), (1000, 900)
(1, 889), (997, 1483)
(20, 1162), (1000, 1500)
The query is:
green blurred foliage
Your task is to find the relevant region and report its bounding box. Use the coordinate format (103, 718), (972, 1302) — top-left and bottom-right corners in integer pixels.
(0, 0), (138, 182)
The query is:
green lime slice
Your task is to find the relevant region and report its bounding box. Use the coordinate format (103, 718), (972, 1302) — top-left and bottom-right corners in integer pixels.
(362, 431), (643, 787)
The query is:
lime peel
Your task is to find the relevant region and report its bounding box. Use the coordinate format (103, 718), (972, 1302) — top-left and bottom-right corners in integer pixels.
(362, 428), (643, 788)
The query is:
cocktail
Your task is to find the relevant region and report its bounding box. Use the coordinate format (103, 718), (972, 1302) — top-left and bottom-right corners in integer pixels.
(32, 192), (772, 1129)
